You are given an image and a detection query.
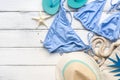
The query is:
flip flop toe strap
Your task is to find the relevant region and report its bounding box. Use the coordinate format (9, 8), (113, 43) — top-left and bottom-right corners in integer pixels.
(50, 0), (60, 7)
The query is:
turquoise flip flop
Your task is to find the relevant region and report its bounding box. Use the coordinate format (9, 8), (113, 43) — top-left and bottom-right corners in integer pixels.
(67, 0), (87, 8)
(42, 0), (60, 15)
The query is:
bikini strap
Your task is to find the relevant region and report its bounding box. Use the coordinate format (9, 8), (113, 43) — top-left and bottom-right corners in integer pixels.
(84, 32), (95, 55)
(58, 0), (72, 55)
(60, 0), (73, 24)
(60, 0), (65, 7)
(67, 11), (73, 24)
(108, 0), (120, 12)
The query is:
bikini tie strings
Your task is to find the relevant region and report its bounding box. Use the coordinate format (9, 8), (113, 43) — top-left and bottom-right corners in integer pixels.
(108, 0), (120, 13)
(84, 32), (95, 55)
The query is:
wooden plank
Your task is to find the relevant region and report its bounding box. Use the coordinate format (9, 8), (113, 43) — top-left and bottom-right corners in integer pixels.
(0, 48), (61, 65)
(0, 12), (83, 29)
(0, 66), (56, 80)
(0, 30), (89, 47)
(0, 0), (99, 11)
(0, 11), (114, 29)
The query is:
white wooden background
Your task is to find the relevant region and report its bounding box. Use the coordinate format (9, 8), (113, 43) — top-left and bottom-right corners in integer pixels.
(0, 0), (117, 80)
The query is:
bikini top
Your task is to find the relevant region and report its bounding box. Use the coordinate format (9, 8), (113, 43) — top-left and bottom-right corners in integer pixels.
(43, 0), (89, 53)
(74, 0), (120, 42)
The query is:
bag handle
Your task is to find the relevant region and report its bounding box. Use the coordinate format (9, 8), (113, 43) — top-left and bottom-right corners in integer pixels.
(91, 36), (120, 66)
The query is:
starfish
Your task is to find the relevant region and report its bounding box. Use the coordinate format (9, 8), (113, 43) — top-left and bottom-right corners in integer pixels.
(32, 12), (51, 29)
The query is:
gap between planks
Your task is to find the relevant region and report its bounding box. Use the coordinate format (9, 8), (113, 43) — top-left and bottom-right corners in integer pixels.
(0, 11), (116, 30)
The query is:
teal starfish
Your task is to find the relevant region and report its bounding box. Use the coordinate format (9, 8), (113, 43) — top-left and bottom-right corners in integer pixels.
(108, 54), (120, 77)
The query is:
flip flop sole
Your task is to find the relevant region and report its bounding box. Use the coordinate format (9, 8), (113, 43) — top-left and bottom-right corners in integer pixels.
(67, 0), (87, 8)
(42, 0), (60, 15)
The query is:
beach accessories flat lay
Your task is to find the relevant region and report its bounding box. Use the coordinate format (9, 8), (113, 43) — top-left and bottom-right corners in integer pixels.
(74, 0), (120, 42)
(42, 0), (87, 15)
(56, 52), (103, 80)
(40, 0), (120, 79)
(56, 40), (120, 80)
(43, 0), (120, 53)
(43, 0), (89, 53)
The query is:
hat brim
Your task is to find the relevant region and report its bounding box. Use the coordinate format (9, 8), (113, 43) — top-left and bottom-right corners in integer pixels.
(67, 0), (87, 8)
(42, 0), (60, 15)
(63, 61), (97, 80)
(56, 52), (102, 80)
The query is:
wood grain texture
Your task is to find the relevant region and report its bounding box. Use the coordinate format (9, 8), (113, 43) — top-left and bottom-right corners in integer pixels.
(0, 66), (56, 80)
(0, 12), (83, 29)
(0, 48), (61, 65)
(0, 30), (89, 47)
(0, 12), (114, 30)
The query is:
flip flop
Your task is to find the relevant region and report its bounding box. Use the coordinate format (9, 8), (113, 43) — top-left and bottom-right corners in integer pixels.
(42, 0), (60, 15)
(67, 0), (87, 8)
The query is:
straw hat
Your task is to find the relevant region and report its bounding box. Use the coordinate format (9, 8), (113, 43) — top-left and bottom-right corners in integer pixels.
(56, 52), (104, 80)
